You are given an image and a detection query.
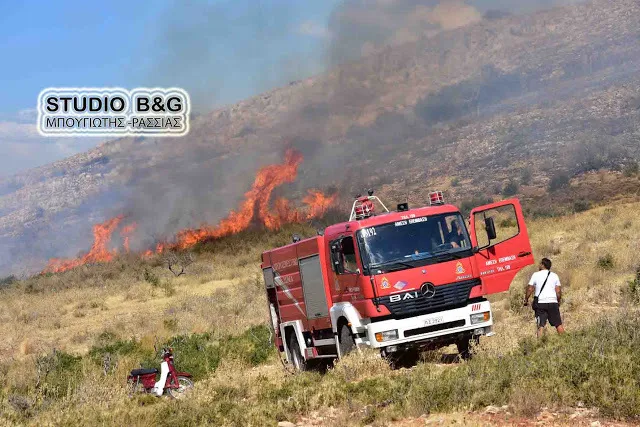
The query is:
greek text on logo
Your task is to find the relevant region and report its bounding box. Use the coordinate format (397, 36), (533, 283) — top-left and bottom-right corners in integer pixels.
(37, 87), (190, 137)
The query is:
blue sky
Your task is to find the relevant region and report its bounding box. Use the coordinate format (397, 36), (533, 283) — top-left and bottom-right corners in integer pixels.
(0, 0), (337, 113)
(0, 0), (338, 175)
(0, 0), (577, 176)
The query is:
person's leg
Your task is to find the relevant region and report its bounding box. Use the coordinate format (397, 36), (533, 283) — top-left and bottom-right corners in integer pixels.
(548, 304), (564, 334)
(535, 308), (548, 338)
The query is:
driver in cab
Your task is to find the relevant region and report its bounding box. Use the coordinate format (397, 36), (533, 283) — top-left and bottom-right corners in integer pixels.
(447, 218), (467, 248)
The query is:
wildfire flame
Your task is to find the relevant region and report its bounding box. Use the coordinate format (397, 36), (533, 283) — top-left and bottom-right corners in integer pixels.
(174, 148), (304, 248)
(120, 222), (137, 253)
(42, 149), (335, 273)
(43, 215), (124, 273)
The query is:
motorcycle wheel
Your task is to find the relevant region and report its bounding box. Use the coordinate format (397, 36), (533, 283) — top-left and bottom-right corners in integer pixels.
(167, 376), (194, 399)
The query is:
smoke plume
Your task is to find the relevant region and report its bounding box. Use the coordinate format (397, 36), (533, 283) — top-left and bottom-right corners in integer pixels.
(0, 0), (610, 276)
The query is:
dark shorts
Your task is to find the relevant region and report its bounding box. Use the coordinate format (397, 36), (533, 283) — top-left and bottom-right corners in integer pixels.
(535, 303), (562, 327)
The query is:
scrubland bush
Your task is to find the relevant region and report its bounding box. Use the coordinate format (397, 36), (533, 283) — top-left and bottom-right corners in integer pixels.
(508, 284), (527, 315)
(624, 267), (640, 304)
(548, 172), (570, 191)
(623, 161), (639, 177)
(597, 253), (615, 270)
(35, 350), (83, 400)
(0, 275), (17, 286)
(502, 179), (519, 197)
(573, 199), (591, 213)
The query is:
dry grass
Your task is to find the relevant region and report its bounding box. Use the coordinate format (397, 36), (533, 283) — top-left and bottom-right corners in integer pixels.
(1, 204), (640, 425)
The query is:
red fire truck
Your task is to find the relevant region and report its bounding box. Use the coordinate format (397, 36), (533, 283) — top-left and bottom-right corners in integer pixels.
(261, 191), (534, 369)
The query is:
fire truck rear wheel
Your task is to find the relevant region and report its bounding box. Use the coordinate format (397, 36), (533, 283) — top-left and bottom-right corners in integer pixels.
(287, 334), (307, 371)
(339, 324), (355, 357)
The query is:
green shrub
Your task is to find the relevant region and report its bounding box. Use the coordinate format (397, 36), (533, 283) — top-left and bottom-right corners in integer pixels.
(597, 254), (615, 270)
(220, 324), (274, 366)
(548, 173), (570, 192)
(509, 285), (527, 315)
(623, 161), (639, 177)
(88, 338), (147, 362)
(573, 200), (591, 213)
(0, 275), (17, 286)
(625, 267), (640, 304)
(35, 351), (83, 400)
(502, 179), (519, 197)
(500, 218), (517, 228)
(143, 269), (160, 287)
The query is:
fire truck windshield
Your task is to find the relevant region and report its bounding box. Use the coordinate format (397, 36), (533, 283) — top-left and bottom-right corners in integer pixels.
(356, 213), (472, 273)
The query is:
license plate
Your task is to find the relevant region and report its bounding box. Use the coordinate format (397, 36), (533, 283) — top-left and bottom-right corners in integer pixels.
(424, 316), (444, 326)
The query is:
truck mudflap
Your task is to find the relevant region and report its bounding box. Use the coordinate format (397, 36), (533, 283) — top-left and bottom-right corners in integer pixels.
(359, 300), (493, 349)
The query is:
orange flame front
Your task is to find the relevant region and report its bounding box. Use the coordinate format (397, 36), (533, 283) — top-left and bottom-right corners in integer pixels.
(174, 148), (304, 248)
(120, 222), (137, 253)
(42, 149), (335, 273)
(43, 215), (124, 273)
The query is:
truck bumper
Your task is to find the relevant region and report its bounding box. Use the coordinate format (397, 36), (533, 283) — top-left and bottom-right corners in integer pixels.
(360, 300), (493, 349)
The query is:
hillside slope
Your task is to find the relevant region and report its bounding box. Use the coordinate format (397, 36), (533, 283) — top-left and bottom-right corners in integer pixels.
(2, 0), (640, 274)
(1, 202), (640, 425)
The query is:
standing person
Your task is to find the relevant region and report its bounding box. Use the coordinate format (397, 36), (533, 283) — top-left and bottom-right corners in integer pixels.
(523, 258), (565, 337)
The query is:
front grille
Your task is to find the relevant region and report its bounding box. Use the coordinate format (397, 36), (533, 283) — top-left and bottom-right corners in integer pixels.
(377, 279), (479, 318)
(404, 320), (466, 337)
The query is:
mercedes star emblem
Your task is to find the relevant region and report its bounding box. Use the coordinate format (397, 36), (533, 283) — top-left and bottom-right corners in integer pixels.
(421, 283), (436, 299)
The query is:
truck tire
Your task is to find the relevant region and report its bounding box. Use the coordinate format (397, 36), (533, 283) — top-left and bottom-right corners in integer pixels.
(287, 333), (307, 371)
(339, 324), (355, 358)
(456, 335), (480, 361)
(390, 348), (421, 368)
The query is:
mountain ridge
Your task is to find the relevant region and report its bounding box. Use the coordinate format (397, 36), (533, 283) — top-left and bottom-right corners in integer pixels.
(2, 0), (640, 275)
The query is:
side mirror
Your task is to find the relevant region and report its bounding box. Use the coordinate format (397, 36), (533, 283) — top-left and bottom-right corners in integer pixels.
(485, 217), (497, 241)
(330, 243), (344, 274)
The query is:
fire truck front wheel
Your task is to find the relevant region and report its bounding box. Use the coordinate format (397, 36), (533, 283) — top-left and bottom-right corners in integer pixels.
(456, 335), (480, 361)
(287, 334), (307, 371)
(339, 324), (355, 357)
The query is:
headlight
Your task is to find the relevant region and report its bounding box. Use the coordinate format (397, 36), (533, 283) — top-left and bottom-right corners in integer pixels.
(470, 311), (491, 324)
(375, 329), (399, 342)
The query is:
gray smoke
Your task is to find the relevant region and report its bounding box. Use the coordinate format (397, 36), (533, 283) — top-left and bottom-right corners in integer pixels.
(139, 0), (325, 112)
(0, 0), (611, 275)
(325, 0), (585, 66)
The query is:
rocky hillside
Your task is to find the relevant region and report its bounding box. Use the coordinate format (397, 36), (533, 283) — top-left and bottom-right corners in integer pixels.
(2, 0), (640, 275)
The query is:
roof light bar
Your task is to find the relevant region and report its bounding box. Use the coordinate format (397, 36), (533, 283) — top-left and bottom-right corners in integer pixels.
(429, 191), (445, 206)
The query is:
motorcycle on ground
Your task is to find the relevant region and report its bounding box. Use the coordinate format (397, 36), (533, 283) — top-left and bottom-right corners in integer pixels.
(127, 347), (193, 398)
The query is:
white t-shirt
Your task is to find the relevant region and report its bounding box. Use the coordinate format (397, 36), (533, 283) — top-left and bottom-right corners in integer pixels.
(528, 270), (560, 304)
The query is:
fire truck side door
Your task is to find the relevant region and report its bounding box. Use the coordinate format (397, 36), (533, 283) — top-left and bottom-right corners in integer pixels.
(329, 236), (360, 300)
(469, 198), (534, 295)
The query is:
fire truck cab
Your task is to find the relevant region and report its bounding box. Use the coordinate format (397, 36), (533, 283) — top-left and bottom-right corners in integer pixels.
(261, 192), (534, 369)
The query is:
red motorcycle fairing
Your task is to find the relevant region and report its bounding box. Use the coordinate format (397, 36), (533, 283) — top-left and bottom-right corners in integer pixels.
(127, 373), (158, 389)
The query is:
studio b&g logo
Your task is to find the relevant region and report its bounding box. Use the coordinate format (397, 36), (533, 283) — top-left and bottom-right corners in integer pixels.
(37, 87), (190, 137)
